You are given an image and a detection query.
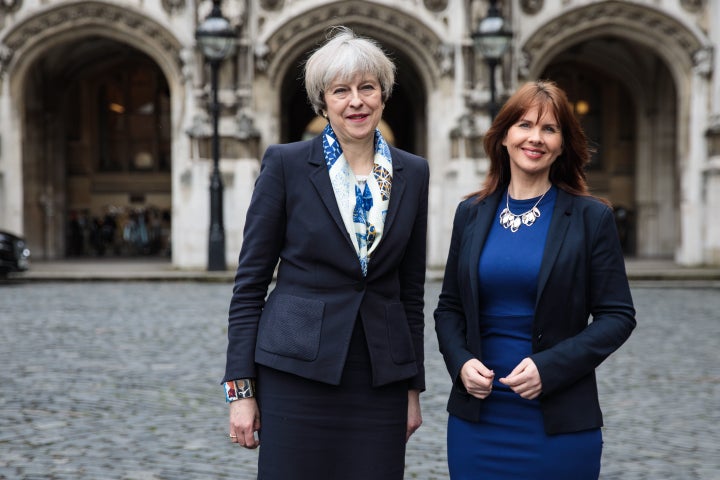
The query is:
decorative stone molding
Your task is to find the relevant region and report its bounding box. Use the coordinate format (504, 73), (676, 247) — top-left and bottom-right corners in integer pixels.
(162, 0), (186, 15)
(260, 0), (284, 11)
(186, 112), (212, 139)
(261, 1), (445, 85)
(234, 110), (260, 141)
(423, 0), (448, 13)
(436, 43), (454, 76)
(449, 112), (483, 159)
(705, 114), (720, 157)
(254, 43), (270, 72)
(198, 0), (246, 28)
(517, 50), (532, 80)
(680, 0), (705, 14)
(3, 2), (183, 63)
(520, 0), (543, 15)
(693, 45), (714, 76)
(1, 0), (21, 13)
(523, 2), (704, 77)
(0, 43), (13, 78)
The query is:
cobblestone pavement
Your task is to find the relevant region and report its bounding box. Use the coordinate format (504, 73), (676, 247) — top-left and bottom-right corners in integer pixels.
(1, 281), (718, 479)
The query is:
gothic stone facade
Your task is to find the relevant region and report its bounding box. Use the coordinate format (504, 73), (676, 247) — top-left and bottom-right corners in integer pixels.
(0, 0), (718, 268)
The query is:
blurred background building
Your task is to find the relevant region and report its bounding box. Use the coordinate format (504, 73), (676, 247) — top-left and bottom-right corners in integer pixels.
(0, 0), (718, 269)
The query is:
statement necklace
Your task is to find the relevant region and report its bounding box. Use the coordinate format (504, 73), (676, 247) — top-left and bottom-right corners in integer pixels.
(499, 187), (550, 233)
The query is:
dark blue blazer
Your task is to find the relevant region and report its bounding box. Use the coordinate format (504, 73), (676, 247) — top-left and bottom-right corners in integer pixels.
(434, 188), (636, 434)
(223, 134), (429, 391)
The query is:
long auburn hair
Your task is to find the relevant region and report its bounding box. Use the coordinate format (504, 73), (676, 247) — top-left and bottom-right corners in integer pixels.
(469, 80), (605, 204)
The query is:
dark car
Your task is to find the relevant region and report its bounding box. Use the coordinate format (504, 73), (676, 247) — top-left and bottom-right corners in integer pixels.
(0, 230), (31, 276)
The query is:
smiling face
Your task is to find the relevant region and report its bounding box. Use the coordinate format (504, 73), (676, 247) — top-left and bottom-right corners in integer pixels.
(324, 73), (384, 147)
(502, 104), (564, 182)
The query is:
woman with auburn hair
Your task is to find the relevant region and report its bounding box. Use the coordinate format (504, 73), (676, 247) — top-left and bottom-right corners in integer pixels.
(435, 80), (636, 479)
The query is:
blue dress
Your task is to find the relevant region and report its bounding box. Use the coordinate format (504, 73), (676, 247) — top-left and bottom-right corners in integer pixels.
(447, 186), (602, 480)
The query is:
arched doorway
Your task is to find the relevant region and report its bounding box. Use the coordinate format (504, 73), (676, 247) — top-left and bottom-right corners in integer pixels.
(534, 35), (678, 259)
(23, 37), (172, 259)
(542, 47), (639, 254)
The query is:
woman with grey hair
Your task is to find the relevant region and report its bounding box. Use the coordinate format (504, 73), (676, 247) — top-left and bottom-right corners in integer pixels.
(222, 26), (429, 479)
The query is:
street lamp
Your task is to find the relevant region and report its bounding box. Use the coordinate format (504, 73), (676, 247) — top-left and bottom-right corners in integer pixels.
(472, 0), (512, 121)
(196, 0), (236, 271)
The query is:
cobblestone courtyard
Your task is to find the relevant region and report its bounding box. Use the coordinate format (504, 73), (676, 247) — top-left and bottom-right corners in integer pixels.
(1, 281), (718, 479)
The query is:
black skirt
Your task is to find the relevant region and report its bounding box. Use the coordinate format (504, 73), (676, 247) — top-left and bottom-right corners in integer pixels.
(256, 319), (408, 480)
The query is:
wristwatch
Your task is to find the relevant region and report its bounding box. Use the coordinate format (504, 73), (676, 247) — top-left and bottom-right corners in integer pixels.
(224, 378), (255, 403)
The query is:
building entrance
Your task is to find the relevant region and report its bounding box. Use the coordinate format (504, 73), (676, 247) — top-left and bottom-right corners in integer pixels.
(23, 37), (172, 259)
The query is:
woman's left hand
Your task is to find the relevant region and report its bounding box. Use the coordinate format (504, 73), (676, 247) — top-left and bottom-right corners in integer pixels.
(499, 358), (543, 400)
(406, 389), (422, 442)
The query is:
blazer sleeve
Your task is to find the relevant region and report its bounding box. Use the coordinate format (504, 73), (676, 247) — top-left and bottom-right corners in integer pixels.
(223, 145), (287, 383)
(531, 205), (636, 396)
(434, 200), (477, 386)
(398, 158), (430, 391)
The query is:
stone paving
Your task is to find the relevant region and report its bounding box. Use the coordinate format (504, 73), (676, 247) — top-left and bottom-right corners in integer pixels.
(0, 280), (718, 479)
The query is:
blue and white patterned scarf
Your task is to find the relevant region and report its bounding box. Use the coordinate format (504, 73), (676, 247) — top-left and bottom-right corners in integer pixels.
(322, 123), (392, 276)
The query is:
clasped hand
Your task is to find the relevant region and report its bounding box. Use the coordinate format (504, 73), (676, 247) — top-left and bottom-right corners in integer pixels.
(460, 357), (542, 400)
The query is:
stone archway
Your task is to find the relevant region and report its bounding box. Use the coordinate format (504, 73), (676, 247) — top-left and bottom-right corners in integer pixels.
(0, 2), (186, 260)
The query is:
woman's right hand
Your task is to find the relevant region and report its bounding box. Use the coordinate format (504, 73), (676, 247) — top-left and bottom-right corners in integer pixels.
(229, 398), (261, 449)
(460, 359), (495, 399)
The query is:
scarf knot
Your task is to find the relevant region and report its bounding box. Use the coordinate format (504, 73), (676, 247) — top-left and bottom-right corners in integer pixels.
(323, 125), (392, 276)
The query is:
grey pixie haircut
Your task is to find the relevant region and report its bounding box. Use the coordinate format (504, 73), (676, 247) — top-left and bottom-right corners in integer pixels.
(304, 26), (396, 116)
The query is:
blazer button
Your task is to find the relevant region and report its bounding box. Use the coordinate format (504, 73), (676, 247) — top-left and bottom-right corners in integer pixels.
(536, 332), (543, 341)
(354, 280), (365, 291)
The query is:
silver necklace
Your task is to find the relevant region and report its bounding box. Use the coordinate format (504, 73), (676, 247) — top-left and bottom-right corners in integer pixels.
(499, 188), (550, 233)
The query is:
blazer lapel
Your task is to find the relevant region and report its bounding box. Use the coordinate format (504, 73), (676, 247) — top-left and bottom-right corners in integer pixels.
(307, 136), (358, 254)
(536, 189), (573, 304)
(382, 147), (406, 236)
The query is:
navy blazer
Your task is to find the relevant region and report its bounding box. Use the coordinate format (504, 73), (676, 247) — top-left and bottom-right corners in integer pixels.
(434, 188), (636, 434)
(223, 134), (429, 391)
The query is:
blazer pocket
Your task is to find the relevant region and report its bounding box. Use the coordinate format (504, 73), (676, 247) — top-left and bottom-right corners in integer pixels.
(257, 293), (325, 361)
(386, 303), (415, 364)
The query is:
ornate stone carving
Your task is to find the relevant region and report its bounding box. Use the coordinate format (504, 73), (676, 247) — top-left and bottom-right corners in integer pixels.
(436, 43), (454, 76)
(162, 0), (186, 15)
(198, 0), (246, 28)
(234, 110), (260, 140)
(254, 43), (270, 72)
(520, 0), (543, 15)
(0, 43), (14, 78)
(260, 0), (284, 10)
(186, 112), (212, 139)
(2, 2), (185, 85)
(1, 0), (21, 13)
(693, 45), (713, 77)
(423, 0), (448, 12)
(4, 2), (182, 56)
(517, 50), (532, 80)
(523, 2), (703, 77)
(261, 1), (445, 84)
(680, 0), (705, 14)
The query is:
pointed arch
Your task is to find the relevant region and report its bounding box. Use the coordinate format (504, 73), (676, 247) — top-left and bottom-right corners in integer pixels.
(1, 1), (185, 90)
(521, 1), (708, 83)
(258, 0), (446, 92)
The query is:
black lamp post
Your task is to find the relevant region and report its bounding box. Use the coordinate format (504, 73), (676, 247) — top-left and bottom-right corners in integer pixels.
(196, 0), (236, 271)
(472, 0), (512, 121)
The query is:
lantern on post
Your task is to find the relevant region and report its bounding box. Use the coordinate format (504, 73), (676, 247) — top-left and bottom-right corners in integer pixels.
(472, 0), (512, 120)
(196, 0), (236, 271)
